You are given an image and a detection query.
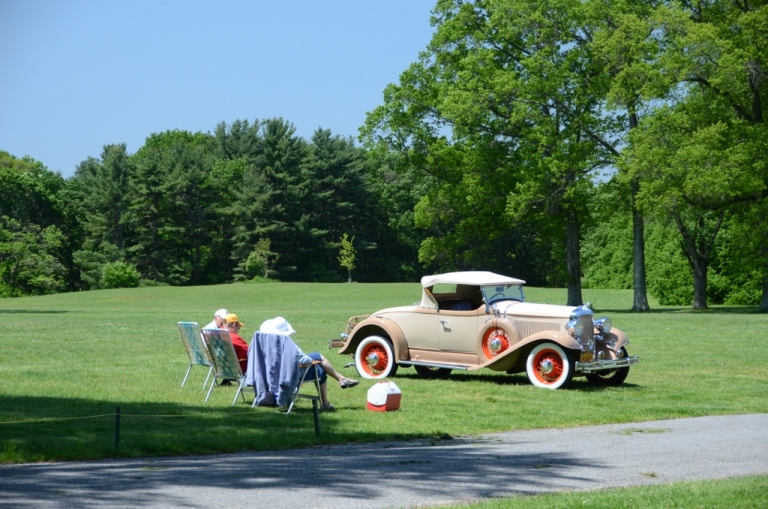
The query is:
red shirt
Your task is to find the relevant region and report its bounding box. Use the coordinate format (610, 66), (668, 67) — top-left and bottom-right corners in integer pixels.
(228, 331), (249, 374)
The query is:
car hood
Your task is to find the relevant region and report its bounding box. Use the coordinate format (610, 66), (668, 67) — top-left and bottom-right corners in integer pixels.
(371, 302), (584, 320)
(493, 301), (583, 319)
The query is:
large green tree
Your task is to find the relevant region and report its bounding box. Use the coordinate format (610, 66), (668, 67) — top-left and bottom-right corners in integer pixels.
(364, 0), (625, 303)
(126, 130), (216, 285)
(69, 144), (134, 287)
(624, 0), (768, 310)
(253, 118), (308, 279)
(589, 0), (672, 311)
(0, 216), (66, 297)
(298, 129), (376, 281)
(0, 151), (75, 292)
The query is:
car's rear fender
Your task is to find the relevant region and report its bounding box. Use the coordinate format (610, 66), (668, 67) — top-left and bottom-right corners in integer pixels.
(338, 317), (407, 360)
(469, 330), (582, 372)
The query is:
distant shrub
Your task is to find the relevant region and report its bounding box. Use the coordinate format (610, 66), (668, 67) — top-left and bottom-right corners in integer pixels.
(645, 224), (693, 306)
(247, 276), (277, 284)
(723, 274), (761, 305)
(139, 278), (168, 287)
(100, 261), (140, 289)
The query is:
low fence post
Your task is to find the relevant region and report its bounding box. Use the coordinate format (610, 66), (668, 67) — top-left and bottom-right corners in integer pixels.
(115, 407), (120, 449)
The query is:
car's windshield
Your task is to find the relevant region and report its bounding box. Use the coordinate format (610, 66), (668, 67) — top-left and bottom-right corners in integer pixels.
(481, 284), (525, 304)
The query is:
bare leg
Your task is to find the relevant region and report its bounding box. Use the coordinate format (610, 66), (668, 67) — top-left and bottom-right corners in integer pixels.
(319, 382), (330, 407)
(317, 354), (356, 386)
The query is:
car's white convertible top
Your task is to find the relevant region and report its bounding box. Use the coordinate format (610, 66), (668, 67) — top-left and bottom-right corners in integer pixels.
(421, 271), (526, 288)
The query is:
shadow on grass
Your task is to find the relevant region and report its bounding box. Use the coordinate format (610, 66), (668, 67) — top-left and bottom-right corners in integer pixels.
(0, 309), (71, 314)
(0, 423), (610, 508)
(396, 371), (530, 386)
(0, 394), (423, 464)
(395, 370), (643, 393)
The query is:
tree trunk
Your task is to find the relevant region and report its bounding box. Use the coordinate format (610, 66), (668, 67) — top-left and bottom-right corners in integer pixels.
(690, 254), (708, 310)
(630, 181), (650, 311)
(674, 211), (725, 311)
(565, 216), (583, 307)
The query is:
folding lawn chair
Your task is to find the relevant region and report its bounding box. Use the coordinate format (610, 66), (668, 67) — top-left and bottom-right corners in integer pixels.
(286, 361), (322, 415)
(177, 322), (213, 389)
(247, 332), (322, 436)
(201, 328), (249, 405)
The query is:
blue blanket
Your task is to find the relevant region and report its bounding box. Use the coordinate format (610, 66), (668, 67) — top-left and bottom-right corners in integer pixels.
(246, 332), (301, 407)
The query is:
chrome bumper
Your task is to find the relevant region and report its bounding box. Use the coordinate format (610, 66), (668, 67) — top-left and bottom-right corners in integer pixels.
(576, 356), (639, 373)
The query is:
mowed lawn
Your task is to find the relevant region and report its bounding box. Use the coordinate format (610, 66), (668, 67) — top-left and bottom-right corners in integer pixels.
(1, 282), (767, 463)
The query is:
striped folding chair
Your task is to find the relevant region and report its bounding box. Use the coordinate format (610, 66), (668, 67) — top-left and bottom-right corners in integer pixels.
(202, 328), (248, 405)
(177, 322), (213, 389)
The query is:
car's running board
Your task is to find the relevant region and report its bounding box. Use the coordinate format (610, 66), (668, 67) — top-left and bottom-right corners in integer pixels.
(398, 360), (469, 370)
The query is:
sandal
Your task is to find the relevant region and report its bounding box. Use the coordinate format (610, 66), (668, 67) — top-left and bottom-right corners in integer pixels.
(322, 403), (336, 412)
(340, 379), (359, 389)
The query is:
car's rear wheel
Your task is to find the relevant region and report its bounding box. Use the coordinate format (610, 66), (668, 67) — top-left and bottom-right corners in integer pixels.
(585, 348), (630, 386)
(414, 365), (452, 378)
(355, 336), (398, 379)
(526, 342), (574, 389)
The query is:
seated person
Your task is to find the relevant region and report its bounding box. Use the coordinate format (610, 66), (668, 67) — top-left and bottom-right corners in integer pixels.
(204, 308), (229, 330)
(257, 316), (359, 411)
(224, 313), (249, 375)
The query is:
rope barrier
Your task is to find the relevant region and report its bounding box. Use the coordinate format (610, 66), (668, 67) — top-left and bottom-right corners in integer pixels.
(0, 408), (272, 425)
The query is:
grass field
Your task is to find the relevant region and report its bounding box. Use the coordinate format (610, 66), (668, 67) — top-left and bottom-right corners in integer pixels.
(436, 474), (768, 509)
(1, 282), (767, 465)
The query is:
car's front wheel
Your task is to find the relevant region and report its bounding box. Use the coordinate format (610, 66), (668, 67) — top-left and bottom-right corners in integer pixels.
(355, 336), (398, 379)
(526, 342), (574, 389)
(414, 365), (452, 378)
(586, 348), (630, 386)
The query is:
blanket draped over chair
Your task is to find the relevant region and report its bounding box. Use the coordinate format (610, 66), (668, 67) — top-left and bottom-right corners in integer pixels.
(246, 332), (302, 407)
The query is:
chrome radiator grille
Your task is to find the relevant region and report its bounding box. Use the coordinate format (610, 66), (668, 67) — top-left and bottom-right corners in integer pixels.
(579, 315), (594, 343)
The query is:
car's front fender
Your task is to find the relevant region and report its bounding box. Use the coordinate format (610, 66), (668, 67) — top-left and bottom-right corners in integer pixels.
(338, 317), (408, 360)
(469, 330), (582, 372)
(601, 328), (629, 351)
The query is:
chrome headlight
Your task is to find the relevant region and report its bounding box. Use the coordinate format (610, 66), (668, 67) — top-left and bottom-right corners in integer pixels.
(566, 319), (584, 338)
(594, 317), (612, 333)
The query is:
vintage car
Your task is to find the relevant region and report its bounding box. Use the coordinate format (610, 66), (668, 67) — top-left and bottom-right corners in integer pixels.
(331, 271), (638, 389)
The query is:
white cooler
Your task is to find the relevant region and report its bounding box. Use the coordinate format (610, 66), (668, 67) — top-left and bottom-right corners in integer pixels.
(366, 381), (402, 412)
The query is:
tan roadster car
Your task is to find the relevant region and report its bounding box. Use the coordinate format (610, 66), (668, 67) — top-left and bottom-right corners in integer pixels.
(331, 271), (638, 389)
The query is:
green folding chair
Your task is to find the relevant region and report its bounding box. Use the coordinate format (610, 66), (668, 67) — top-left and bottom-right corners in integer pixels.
(177, 322), (213, 389)
(202, 328), (249, 405)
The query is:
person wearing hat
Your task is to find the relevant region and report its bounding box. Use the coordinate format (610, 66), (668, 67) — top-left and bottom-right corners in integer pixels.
(257, 316), (359, 411)
(224, 313), (249, 374)
(204, 308), (229, 330)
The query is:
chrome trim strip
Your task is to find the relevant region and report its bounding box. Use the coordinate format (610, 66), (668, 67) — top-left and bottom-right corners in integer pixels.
(575, 356), (639, 373)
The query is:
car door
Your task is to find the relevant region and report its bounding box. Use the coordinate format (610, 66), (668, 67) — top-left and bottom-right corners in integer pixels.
(392, 309), (440, 351)
(438, 311), (479, 353)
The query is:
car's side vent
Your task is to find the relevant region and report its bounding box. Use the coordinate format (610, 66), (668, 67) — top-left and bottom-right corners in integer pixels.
(513, 319), (562, 338)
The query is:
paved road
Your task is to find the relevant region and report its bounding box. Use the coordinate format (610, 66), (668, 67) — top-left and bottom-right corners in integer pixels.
(1, 413), (767, 509)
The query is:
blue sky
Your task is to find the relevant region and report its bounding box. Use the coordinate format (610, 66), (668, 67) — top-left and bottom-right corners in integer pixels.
(0, 1), (436, 177)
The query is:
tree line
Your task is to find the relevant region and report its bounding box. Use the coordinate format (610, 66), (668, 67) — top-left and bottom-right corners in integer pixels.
(0, 119), (431, 294)
(2, 0), (766, 312)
